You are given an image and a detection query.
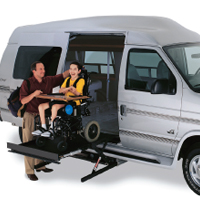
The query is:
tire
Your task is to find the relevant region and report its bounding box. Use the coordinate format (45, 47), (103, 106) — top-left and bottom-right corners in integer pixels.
(182, 146), (200, 195)
(36, 136), (46, 147)
(84, 121), (100, 142)
(57, 140), (68, 152)
(19, 127), (23, 143)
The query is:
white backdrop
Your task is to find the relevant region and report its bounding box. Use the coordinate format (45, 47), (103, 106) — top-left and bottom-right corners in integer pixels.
(1, 0), (200, 199)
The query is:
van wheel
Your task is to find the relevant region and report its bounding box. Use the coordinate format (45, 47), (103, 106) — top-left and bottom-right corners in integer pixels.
(182, 145), (200, 195)
(84, 121), (100, 142)
(19, 127), (23, 142)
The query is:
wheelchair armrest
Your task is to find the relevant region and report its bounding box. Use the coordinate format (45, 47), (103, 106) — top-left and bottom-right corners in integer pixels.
(79, 101), (90, 116)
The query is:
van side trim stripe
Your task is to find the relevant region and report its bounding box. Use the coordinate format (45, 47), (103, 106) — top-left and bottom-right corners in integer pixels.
(126, 108), (200, 125)
(119, 129), (179, 145)
(0, 85), (10, 92)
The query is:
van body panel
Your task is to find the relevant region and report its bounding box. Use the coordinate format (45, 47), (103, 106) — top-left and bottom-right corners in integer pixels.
(0, 44), (20, 124)
(8, 16), (200, 47)
(178, 88), (200, 140)
(0, 45), (19, 92)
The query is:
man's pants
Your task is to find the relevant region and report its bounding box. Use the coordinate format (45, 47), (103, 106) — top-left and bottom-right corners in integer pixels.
(22, 112), (45, 174)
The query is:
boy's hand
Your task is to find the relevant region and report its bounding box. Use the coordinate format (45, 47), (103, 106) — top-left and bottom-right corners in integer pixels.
(69, 86), (76, 93)
(69, 86), (81, 96)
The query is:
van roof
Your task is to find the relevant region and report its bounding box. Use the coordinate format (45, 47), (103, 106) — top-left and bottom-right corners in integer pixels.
(10, 16), (200, 47)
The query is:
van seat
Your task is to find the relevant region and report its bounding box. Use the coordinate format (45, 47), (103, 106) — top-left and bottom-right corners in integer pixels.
(157, 61), (170, 79)
(127, 64), (142, 81)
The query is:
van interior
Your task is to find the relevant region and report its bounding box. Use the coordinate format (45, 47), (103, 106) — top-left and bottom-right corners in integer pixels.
(65, 35), (125, 135)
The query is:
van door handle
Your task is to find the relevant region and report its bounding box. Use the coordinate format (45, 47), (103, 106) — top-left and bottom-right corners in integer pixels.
(120, 105), (126, 116)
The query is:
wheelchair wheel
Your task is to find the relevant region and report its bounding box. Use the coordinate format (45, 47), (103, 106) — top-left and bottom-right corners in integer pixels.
(57, 140), (68, 152)
(84, 121), (100, 142)
(36, 136), (46, 147)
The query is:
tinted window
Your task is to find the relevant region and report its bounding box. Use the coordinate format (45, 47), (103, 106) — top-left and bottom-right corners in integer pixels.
(85, 51), (113, 64)
(84, 51), (114, 74)
(126, 49), (176, 93)
(164, 44), (200, 92)
(13, 46), (62, 79)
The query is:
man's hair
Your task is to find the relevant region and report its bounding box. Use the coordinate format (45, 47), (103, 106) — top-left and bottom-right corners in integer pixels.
(70, 61), (83, 71)
(31, 61), (43, 71)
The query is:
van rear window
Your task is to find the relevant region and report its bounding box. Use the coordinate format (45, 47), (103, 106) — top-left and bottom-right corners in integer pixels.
(13, 46), (62, 79)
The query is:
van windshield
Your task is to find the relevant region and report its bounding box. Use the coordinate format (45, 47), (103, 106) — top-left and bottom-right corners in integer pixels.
(164, 43), (200, 92)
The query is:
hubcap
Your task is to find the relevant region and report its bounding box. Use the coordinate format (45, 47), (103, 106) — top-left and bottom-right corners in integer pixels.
(88, 124), (98, 139)
(189, 155), (200, 187)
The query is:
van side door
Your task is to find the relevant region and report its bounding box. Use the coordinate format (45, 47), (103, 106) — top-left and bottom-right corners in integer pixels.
(118, 46), (182, 156)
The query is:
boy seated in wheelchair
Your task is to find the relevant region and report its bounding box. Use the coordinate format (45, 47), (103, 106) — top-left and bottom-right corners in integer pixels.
(32, 61), (85, 137)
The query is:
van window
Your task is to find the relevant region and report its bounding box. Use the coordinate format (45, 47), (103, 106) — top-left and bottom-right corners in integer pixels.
(13, 46), (62, 79)
(126, 49), (176, 93)
(164, 44), (200, 93)
(84, 51), (114, 74)
(65, 50), (115, 74)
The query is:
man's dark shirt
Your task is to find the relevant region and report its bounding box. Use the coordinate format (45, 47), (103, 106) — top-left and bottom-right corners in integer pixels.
(19, 74), (64, 114)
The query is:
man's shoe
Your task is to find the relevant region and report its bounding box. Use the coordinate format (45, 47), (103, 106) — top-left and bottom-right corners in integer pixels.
(27, 174), (38, 181)
(36, 168), (53, 173)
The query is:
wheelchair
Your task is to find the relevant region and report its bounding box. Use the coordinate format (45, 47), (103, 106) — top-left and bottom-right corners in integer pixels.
(34, 70), (100, 152)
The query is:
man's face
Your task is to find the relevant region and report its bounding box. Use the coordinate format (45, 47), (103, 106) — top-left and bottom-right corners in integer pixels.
(33, 63), (45, 79)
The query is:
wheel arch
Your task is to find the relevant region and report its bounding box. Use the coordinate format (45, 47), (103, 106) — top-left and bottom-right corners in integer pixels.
(177, 132), (200, 161)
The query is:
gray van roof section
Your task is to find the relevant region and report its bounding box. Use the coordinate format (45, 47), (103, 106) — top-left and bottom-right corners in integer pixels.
(9, 16), (200, 47)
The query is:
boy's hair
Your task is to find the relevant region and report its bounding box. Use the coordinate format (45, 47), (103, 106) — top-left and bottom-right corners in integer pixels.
(31, 61), (43, 71)
(70, 61), (83, 71)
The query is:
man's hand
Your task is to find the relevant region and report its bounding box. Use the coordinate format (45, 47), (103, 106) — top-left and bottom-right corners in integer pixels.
(21, 90), (43, 105)
(33, 90), (43, 97)
(62, 70), (70, 79)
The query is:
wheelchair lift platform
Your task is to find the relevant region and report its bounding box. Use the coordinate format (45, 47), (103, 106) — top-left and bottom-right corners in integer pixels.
(7, 133), (126, 182)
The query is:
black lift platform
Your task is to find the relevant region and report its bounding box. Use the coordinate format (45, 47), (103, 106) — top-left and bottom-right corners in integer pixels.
(7, 133), (123, 182)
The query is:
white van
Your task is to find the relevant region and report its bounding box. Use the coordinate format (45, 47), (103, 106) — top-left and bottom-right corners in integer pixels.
(2, 16), (200, 195)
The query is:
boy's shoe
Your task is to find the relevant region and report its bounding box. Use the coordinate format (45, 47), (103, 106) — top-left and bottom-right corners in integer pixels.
(32, 127), (47, 135)
(32, 130), (43, 135)
(41, 129), (53, 137)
